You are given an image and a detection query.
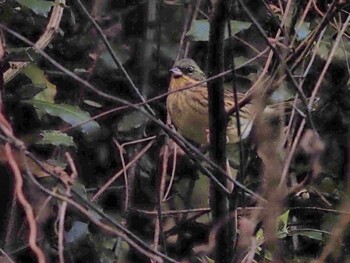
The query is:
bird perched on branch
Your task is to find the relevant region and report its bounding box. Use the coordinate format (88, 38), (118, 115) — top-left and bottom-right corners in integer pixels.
(167, 58), (255, 145)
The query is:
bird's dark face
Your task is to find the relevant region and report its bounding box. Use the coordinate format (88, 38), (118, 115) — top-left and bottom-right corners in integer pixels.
(170, 59), (206, 81)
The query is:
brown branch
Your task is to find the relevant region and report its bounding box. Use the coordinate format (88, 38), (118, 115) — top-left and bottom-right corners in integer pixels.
(112, 138), (130, 211)
(4, 0), (65, 83)
(236, 0), (316, 132)
(152, 138), (169, 261)
(0, 23), (265, 200)
(279, 12), (350, 188)
(184, 0), (203, 58)
(288, 0), (345, 69)
(22, 167), (176, 263)
(74, 0), (156, 116)
(5, 143), (46, 263)
(91, 139), (154, 201)
(0, 131), (177, 263)
(163, 142), (177, 201)
(315, 140), (350, 262)
(57, 153), (77, 263)
(175, 3), (194, 61)
(59, 47), (269, 133)
(0, 247), (16, 263)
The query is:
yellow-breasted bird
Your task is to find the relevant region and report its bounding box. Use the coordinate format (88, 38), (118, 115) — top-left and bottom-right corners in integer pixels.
(167, 58), (255, 145)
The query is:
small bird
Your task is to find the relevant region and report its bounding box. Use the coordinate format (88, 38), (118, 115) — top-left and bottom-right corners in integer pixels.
(167, 58), (255, 145)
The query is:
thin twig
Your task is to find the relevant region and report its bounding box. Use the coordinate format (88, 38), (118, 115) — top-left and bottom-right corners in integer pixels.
(175, 3), (194, 61)
(237, 0), (317, 132)
(280, 12), (350, 188)
(22, 160), (177, 263)
(92, 140), (154, 201)
(0, 248), (15, 263)
(57, 153), (77, 263)
(152, 138), (169, 261)
(60, 48), (269, 133)
(279, 28), (326, 187)
(163, 143), (177, 201)
(0, 24), (266, 201)
(112, 138), (129, 211)
(74, 0), (156, 116)
(5, 143), (46, 263)
(4, 0), (65, 83)
(184, 0), (202, 57)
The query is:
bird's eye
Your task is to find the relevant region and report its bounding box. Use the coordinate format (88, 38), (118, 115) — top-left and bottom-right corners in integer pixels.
(187, 66), (194, 74)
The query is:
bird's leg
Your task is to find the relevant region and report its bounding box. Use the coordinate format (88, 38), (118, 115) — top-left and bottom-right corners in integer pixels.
(205, 129), (234, 193)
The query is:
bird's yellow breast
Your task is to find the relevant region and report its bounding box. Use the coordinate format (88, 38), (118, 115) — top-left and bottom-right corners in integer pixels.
(167, 76), (255, 145)
(167, 77), (209, 144)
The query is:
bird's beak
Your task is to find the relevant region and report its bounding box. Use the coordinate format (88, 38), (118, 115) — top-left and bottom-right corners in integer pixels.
(169, 67), (183, 77)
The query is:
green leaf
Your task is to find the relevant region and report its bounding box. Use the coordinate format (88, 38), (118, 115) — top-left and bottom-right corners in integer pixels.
(196, 256), (214, 263)
(295, 22), (310, 41)
(186, 20), (209, 41)
(113, 110), (149, 141)
(6, 47), (35, 63)
(234, 56), (251, 68)
(318, 40), (350, 63)
(296, 230), (324, 241)
(99, 45), (131, 70)
(228, 20), (252, 37)
(277, 210), (289, 232)
(256, 228), (264, 242)
(83, 100), (103, 108)
(255, 245), (272, 261)
(186, 20), (252, 41)
(16, 84), (45, 100)
(25, 100), (101, 136)
(66, 221), (89, 244)
(116, 110), (146, 132)
(36, 130), (76, 148)
(16, 0), (55, 17)
(23, 64), (57, 103)
(268, 82), (294, 103)
(264, 250), (273, 261)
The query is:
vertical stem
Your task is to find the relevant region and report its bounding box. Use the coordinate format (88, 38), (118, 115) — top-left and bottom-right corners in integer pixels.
(207, 1), (234, 262)
(141, 0), (157, 97)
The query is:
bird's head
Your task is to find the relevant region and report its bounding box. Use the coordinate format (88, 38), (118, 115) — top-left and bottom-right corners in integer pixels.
(170, 59), (206, 81)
